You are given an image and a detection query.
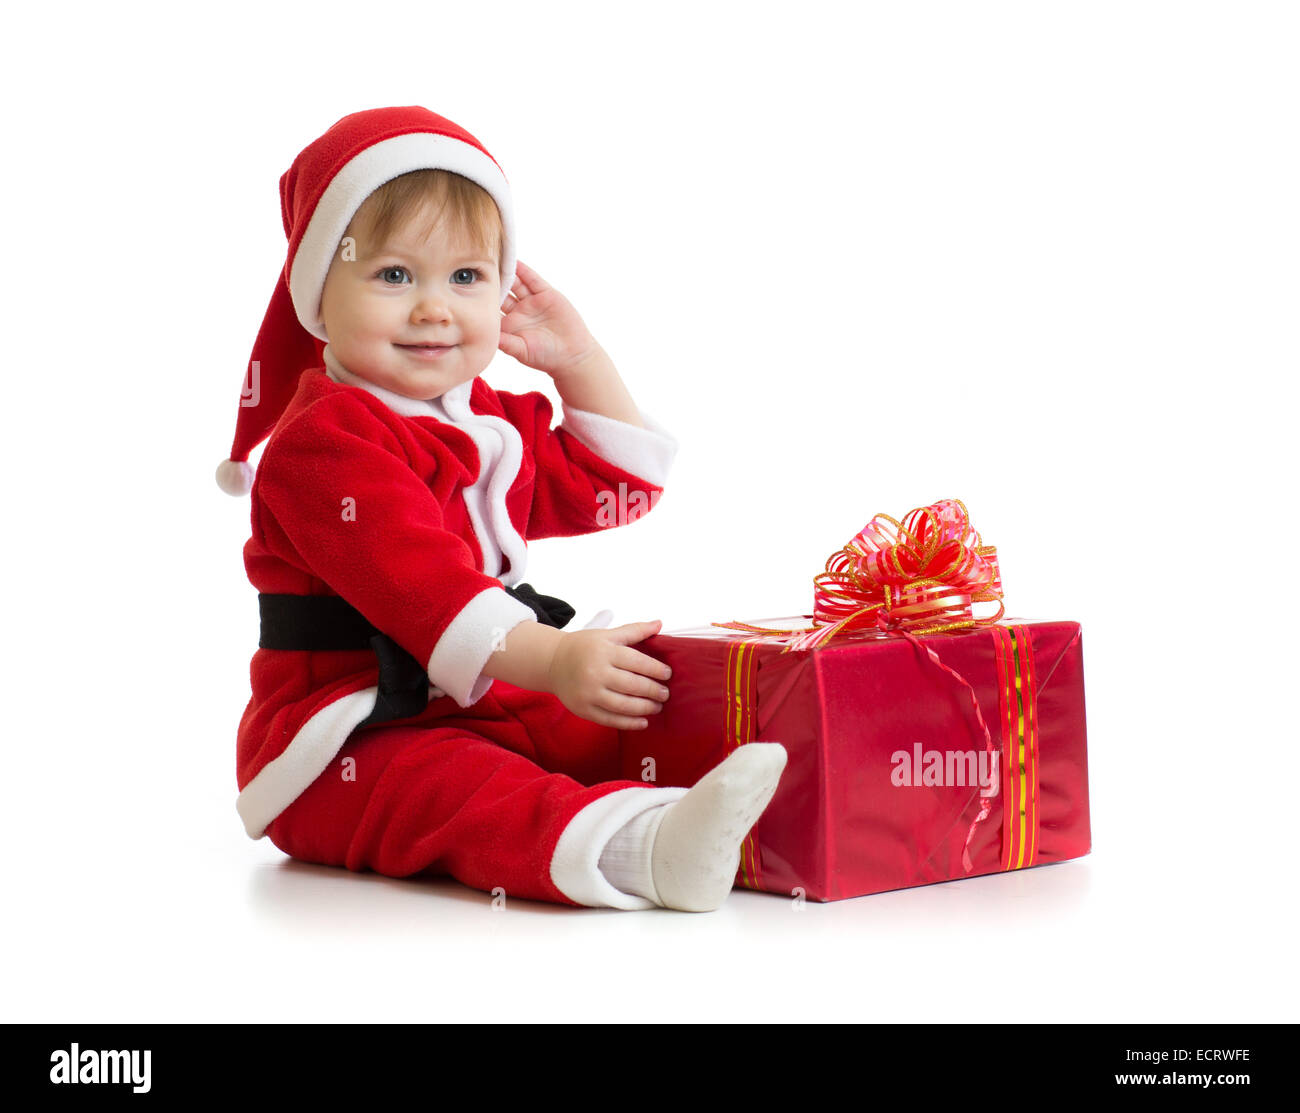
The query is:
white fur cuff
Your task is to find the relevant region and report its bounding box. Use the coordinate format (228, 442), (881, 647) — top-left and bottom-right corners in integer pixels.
(550, 785), (690, 909)
(560, 404), (679, 489)
(425, 587), (537, 707)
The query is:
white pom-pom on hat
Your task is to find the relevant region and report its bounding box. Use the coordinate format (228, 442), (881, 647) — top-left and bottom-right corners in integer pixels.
(216, 458), (254, 497)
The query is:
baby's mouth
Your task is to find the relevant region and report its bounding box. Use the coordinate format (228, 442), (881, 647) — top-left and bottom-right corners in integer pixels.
(395, 343), (458, 359)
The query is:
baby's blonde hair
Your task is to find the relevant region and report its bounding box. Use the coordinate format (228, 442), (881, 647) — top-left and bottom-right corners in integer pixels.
(345, 169), (503, 273)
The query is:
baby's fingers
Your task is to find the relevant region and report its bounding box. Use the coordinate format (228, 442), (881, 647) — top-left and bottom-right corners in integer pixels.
(610, 667), (671, 705)
(584, 702), (656, 731)
(613, 644), (673, 683)
(597, 688), (664, 724)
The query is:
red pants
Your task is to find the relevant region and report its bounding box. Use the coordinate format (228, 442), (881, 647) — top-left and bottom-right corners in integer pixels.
(263, 678), (659, 907)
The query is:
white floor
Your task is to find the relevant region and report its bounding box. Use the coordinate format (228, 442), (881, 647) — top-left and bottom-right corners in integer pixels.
(12, 610), (1294, 1025)
(7, 765), (1292, 1023)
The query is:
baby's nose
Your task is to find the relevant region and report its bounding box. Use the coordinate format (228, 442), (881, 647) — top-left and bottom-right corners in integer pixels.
(413, 297), (451, 321)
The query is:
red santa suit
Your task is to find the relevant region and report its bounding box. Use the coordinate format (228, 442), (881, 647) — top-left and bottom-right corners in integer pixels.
(216, 106), (692, 908)
(235, 346), (689, 908)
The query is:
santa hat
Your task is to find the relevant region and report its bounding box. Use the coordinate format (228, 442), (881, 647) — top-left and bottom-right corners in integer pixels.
(215, 106), (517, 496)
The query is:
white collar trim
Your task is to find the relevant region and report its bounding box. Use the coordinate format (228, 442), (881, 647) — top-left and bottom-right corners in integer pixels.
(322, 345), (475, 416)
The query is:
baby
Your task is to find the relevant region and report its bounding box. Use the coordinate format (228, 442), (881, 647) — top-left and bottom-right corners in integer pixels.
(218, 106), (787, 911)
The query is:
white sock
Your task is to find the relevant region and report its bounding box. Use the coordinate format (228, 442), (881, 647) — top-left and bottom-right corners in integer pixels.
(598, 743), (788, 912)
(597, 803), (669, 902)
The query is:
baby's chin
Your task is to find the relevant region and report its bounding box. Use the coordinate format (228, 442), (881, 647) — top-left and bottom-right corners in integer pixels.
(337, 352), (476, 395)
(385, 367), (485, 402)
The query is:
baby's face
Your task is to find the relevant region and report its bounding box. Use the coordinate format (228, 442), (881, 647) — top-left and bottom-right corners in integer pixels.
(319, 201), (503, 400)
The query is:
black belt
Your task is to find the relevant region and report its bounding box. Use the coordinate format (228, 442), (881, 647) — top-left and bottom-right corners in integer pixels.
(259, 583), (575, 730)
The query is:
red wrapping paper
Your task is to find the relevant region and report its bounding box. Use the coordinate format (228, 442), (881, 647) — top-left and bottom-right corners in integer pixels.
(617, 616), (1090, 902)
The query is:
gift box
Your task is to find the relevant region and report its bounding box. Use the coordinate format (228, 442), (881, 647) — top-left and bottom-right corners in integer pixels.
(617, 501), (1090, 902)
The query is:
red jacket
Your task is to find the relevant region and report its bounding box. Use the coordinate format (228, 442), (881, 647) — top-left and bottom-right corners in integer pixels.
(235, 360), (678, 838)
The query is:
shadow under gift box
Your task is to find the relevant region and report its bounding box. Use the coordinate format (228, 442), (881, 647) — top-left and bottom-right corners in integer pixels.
(617, 617), (1090, 902)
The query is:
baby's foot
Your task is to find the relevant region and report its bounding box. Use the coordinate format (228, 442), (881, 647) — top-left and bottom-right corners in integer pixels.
(648, 743), (788, 912)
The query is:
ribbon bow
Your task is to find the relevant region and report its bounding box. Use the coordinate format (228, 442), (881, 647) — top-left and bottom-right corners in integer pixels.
(714, 498), (1004, 652)
(793, 497), (1004, 652)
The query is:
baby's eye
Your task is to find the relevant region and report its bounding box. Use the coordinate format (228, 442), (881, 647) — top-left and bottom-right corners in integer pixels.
(451, 267), (483, 285)
(377, 266), (410, 285)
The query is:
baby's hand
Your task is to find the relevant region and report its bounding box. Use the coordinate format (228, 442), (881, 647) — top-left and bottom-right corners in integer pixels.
(547, 620), (672, 730)
(497, 260), (601, 377)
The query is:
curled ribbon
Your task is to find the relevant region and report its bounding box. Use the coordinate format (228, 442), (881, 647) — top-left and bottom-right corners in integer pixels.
(713, 498), (1007, 872)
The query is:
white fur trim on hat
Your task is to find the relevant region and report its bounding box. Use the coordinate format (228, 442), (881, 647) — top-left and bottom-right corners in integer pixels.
(289, 132), (517, 340)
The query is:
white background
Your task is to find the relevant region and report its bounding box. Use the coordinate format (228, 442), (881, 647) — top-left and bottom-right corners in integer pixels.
(3, 0), (1296, 1023)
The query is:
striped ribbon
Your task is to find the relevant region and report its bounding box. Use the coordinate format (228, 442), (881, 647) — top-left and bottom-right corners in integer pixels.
(990, 624), (1039, 871)
(725, 638), (766, 891)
